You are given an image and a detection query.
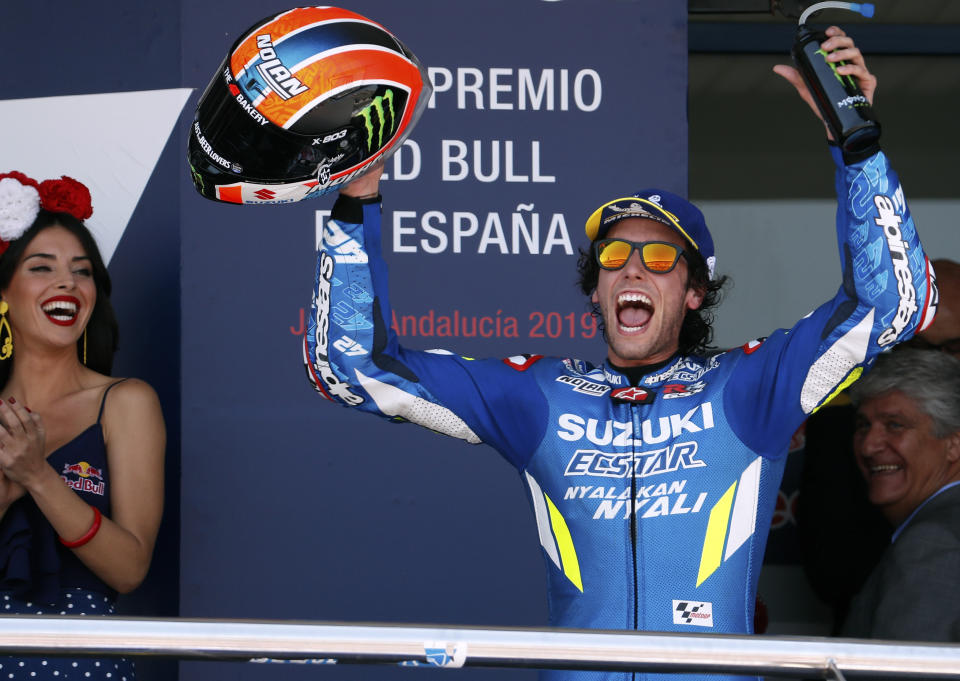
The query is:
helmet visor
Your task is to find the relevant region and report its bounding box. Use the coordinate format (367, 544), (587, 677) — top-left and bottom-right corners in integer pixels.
(189, 59), (363, 185)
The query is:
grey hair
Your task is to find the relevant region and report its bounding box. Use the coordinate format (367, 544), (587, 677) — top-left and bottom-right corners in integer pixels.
(850, 348), (960, 438)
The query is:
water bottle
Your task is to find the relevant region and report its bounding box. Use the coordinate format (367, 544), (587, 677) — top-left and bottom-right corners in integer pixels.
(791, 2), (879, 155)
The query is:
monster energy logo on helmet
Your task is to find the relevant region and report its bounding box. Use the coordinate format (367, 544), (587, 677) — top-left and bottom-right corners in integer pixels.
(189, 164), (205, 193)
(356, 90), (397, 152)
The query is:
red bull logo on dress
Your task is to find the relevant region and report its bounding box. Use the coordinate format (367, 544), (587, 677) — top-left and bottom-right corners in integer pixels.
(61, 461), (106, 496)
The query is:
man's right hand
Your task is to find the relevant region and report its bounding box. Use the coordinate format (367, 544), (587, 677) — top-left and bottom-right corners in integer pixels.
(340, 162), (383, 199)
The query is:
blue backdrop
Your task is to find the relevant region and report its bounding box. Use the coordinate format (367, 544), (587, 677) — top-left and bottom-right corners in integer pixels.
(180, 2), (686, 680)
(2, 2), (687, 680)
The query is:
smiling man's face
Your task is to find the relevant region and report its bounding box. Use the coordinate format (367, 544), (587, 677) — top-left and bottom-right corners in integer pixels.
(854, 389), (960, 525)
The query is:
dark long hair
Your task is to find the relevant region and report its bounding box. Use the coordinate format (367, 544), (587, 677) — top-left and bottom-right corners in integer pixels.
(576, 243), (728, 356)
(0, 210), (118, 388)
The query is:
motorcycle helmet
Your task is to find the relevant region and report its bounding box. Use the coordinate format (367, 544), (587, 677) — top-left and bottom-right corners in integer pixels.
(188, 6), (432, 204)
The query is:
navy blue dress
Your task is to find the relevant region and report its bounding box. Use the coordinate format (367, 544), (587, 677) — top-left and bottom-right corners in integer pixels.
(0, 381), (136, 680)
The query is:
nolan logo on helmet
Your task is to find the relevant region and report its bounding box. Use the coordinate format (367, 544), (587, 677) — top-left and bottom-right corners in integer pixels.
(255, 35), (308, 101)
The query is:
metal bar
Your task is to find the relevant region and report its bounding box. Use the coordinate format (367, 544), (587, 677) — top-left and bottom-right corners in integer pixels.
(1, 617), (960, 678)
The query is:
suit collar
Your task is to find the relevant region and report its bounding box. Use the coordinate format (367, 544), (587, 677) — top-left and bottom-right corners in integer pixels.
(892, 480), (960, 543)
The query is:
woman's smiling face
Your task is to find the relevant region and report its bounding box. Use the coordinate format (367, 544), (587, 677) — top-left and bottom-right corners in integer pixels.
(1, 225), (96, 350)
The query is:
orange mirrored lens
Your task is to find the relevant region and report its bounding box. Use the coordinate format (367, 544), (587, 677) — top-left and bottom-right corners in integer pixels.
(597, 240), (632, 269)
(596, 239), (682, 272)
(641, 242), (681, 272)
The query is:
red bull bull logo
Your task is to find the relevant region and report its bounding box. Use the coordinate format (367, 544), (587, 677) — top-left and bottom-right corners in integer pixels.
(61, 461), (105, 496)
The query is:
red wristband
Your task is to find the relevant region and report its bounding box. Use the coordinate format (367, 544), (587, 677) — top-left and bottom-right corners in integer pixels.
(59, 506), (102, 548)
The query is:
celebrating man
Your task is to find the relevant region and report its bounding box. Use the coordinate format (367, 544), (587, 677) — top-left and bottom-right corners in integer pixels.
(304, 27), (937, 681)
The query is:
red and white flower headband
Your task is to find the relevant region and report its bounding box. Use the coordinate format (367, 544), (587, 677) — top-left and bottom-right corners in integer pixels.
(0, 171), (94, 256)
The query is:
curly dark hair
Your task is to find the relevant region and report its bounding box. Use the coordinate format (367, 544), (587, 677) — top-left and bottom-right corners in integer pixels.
(0, 209), (118, 388)
(576, 242), (728, 357)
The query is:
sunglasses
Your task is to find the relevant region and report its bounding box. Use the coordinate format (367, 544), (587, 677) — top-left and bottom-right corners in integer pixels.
(594, 238), (686, 273)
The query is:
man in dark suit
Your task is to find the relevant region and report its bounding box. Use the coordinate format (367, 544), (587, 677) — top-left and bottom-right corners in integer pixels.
(840, 348), (960, 641)
(796, 258), (960, 635)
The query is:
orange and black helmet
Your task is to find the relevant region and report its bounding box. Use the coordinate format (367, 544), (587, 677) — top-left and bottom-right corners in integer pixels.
(188, 6), (431, 204)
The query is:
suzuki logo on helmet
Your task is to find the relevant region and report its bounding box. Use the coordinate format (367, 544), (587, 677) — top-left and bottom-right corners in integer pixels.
(255, 35), (308, 100)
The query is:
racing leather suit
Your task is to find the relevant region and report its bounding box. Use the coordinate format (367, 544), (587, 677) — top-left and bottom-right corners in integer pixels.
(304, 146), (937, 681)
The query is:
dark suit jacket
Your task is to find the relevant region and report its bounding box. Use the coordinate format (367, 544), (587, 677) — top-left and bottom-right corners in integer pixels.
(798, 402), (891, 635)
(841, 483), (960, 642)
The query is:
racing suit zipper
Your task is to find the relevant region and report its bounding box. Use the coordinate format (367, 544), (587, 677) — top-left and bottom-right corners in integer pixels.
(630, 408), (638, 630)
(629, 401), (640, 681)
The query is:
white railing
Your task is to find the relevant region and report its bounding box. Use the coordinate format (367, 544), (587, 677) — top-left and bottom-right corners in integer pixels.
(1, 617), (959, 679)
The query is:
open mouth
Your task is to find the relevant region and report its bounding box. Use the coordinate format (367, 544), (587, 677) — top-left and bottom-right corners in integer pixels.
(41, 296), (80, 326)
(616, 292), (653, 333)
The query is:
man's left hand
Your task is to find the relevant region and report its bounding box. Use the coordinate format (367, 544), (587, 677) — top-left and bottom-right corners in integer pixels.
(773, 26), (877, 141)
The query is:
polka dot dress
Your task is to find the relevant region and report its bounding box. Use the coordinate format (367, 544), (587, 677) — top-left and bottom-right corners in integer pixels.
(0, 589), (135, 680)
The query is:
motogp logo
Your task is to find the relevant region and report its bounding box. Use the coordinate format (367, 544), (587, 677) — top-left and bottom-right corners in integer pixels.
(673, 600), (714, 627)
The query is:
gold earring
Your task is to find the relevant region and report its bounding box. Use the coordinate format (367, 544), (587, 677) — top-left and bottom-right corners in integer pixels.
(0, 301), (11, 360)
(82, 327), (87, 365)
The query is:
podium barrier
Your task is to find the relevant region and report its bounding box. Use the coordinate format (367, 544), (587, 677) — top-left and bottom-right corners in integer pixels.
(1, 618), (959, 679)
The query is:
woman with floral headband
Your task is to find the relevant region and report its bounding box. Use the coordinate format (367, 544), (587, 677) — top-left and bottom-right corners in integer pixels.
(0, 171), (165, 680)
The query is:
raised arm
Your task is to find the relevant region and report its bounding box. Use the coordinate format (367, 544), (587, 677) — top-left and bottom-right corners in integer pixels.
(725, 29), (937, 457)
(304, 177), (549, 470)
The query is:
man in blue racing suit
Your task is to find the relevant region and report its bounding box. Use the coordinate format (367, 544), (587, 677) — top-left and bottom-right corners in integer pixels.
(304, 27), (938, 681)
